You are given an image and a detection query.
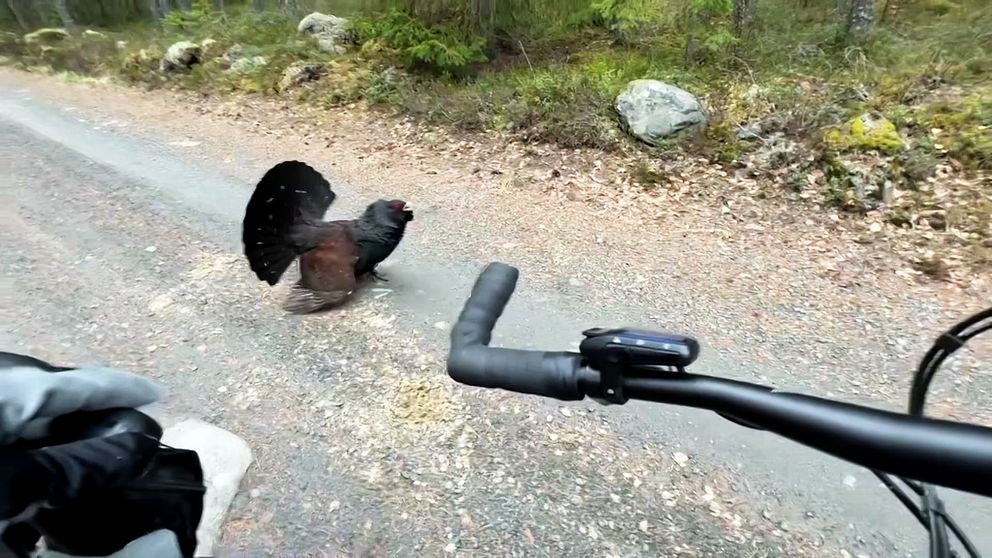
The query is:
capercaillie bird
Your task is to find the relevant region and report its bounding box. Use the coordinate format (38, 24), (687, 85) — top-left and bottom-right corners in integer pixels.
(242, 161), (413, 313)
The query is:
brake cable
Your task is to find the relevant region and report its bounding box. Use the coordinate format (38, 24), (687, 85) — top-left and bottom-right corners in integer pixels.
(874, 306), (992, 558)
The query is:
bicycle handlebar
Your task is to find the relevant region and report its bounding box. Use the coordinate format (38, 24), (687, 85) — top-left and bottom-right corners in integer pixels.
(447, 262), (992, 498)
(448, 263), (585, 400)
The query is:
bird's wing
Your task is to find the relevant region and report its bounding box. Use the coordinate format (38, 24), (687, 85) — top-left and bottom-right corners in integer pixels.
(297, 223), (360, 294)
(243, 161), (336, 285)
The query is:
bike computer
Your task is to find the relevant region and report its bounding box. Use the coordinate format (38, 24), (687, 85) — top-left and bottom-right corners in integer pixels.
(579, 327), (700, 368)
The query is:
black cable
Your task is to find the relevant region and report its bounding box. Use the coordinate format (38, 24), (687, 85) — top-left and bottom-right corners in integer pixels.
(910, 307), (992, 416)
(924, 485), (953, 558)
(904, 306), (992, 558)
(875, 471), (926, 525)
(942, 509), (982, 558)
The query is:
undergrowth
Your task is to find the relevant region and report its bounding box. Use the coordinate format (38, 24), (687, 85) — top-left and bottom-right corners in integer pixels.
(3, 0), (990, 226)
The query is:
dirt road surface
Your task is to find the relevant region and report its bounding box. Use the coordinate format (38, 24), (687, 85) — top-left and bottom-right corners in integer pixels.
(1, 69), (990, 557)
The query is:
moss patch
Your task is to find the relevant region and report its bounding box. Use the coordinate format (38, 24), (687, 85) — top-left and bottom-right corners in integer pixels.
(824, 113), (905, 153)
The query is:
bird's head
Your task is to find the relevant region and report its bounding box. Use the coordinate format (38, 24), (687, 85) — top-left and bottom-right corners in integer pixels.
(365, 199), (414, 227)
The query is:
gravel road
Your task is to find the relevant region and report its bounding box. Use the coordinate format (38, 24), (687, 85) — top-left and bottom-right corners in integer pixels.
(1, 71), (990, 557)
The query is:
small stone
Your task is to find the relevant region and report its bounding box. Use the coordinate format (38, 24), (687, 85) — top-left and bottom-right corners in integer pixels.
(217, 386), (228, 394)
(587, 524), (599, 540)
(672, 452), (689, 466)
(638, 519), (649, 533)
(148, 294), (173, 313)
(249, 488), (262, 498)
(145, 246), (157, 252)
(146, 345), (158, 353)
(443, 542), (456, 553)
(328, 500), (341, 512)
(559, 407), (572, 417)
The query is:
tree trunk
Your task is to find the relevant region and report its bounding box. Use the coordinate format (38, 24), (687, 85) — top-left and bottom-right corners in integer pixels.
(732, 0), (753, 38)
(6, 0), (29, 30)
(213, 0), (225, 13)
(880, 0), (900, 23)
(251, 0), (264, 12)
(53, 0), (75, 30)
(847, 0), (873, 37)
(278, 0), (297, 18)
(684, 33), (698, 65)
(175, 0), (190, 12)
(468, 0), (495, 34)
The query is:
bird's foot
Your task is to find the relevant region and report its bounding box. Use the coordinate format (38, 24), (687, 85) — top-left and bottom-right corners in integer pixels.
(369, 270), (389, 282)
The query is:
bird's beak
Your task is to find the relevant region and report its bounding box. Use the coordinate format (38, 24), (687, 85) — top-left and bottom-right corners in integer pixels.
(402, 203), (414, 221)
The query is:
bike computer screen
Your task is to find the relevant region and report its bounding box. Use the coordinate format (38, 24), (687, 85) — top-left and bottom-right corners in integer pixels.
(579, 328), (700, 369)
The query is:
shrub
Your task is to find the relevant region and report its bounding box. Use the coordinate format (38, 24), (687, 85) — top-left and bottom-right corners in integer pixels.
(356, 11), (487, 75)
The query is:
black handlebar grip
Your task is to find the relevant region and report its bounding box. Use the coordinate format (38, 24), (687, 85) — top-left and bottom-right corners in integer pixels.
(447, 262), (585, 400)
(451, 262), (519, 351)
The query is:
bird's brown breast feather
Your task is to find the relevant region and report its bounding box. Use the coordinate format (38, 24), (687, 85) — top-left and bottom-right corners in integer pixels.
(298, 223), (360, 294)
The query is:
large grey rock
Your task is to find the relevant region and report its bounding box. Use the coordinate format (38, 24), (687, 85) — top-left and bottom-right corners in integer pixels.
(227, 55), (268, 74)
(160, 40), (201, 72)
(298, 12), (355, 54)
(219, 43), (243, 67)
(615, 80), (706, 145)
(23, 28), (69, 46)
(161, 419), (252, 558)
(200, 38), (221, 59)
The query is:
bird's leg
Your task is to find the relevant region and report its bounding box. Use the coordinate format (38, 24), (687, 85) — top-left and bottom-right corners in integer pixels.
(369, 269), (389, 282)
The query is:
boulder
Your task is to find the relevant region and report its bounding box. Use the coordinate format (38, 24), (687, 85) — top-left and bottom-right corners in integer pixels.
(159, 40), (201, 72)
(121, 47), (163, 80)
(278, 62), (325, 92)
(200, 38), (221, 59)
(0, 31), (22, 56)
(615, 80), (706, 145)
(227, 55), (268, 74)
(823, 112), (905, 153)
(297, 12), (355, 54)
(23, 28), (69, 46)
(220, 43), (243, 67)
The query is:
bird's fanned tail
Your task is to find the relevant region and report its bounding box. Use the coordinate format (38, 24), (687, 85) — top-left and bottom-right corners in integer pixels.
(242, 161), (336, 286)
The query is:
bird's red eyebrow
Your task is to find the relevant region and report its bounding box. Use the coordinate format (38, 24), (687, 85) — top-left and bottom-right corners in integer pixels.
(389, 201), (405, 210)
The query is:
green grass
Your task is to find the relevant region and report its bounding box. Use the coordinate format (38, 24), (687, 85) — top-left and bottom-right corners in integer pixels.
(7, 1), (992, 168)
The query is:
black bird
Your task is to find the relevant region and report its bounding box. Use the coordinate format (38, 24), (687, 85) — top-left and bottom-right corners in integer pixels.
(242, 161), (413, 313)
